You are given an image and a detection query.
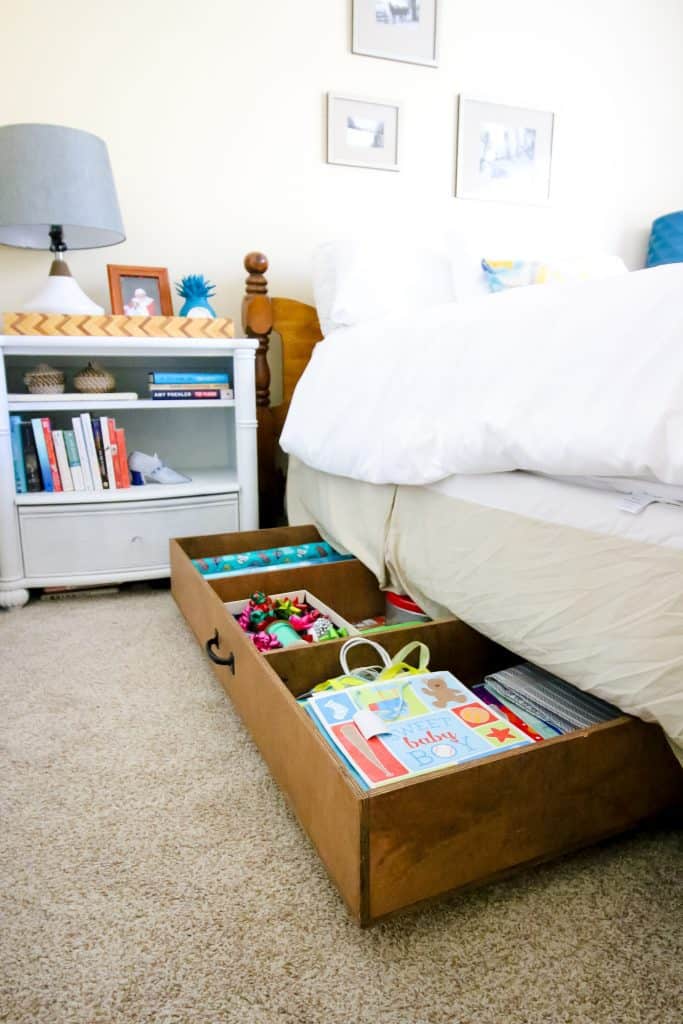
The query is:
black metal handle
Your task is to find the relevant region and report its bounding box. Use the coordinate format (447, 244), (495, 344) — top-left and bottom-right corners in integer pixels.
(205, 629), (235, 673)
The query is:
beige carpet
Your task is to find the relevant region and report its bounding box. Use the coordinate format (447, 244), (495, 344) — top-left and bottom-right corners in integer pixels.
(1, 589), (681, 1024)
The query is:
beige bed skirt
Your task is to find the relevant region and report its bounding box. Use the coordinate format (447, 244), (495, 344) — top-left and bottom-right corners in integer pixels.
(287, 457), (683, 762)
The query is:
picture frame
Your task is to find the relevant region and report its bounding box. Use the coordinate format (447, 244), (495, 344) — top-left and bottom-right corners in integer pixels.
(107, 265), (173, 317)
(327, 93), (401, 172)
(352, 0), (439, 68)
(455, 96), (555, 204)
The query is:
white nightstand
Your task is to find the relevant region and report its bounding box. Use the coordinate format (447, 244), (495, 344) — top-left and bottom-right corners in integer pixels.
(0, 334), (258, 607)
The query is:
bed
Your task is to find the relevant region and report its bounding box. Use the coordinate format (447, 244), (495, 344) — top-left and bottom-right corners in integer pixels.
(241, 251), (683, 763)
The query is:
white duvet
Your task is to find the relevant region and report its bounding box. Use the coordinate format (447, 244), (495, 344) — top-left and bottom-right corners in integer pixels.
(281, 264), (683, 486)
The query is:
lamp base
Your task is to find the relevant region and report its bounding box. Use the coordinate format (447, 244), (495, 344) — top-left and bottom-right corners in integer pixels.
(21, 258), (104, 315)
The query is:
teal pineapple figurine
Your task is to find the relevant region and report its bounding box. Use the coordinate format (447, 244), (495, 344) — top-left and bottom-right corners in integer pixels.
(176, 275), (217, 318)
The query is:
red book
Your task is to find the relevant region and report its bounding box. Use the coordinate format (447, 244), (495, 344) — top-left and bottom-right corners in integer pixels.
(115, 427), (130, 488)
(107, 418), (122, 487)
(474, 685), (544, 742)
(495, 701), (544, 743)
(41, 417), (63, 491)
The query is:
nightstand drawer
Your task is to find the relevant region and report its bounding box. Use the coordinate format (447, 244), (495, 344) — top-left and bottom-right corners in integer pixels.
(20, 495), (239, 579)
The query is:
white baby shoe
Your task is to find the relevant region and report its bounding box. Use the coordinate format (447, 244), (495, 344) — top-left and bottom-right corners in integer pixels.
(128, 450), (191, 485)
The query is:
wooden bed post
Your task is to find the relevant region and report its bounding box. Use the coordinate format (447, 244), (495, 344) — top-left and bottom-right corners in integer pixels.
(242, 251), (272, 409)
(242, 252), (283, 527)
(241, 251), (324, 527)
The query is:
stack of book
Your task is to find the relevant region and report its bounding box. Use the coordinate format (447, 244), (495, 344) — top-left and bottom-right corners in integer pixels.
(10, 414), (130, 494)
(147, 371), (233, 401)
(474, 663), (621, 741)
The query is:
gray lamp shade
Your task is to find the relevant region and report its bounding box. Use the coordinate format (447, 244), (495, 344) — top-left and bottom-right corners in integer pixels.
(0, 123), (125, 250)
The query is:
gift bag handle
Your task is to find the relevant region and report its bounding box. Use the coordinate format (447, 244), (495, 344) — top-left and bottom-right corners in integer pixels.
(377, 641), (430, 680)
(339, 636), (392, 677)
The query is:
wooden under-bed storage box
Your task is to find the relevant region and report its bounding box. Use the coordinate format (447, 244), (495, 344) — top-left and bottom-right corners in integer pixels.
(171, 526), (683, 926)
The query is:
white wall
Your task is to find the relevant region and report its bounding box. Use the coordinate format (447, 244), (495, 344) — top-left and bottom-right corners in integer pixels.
(1, 0), (682, 321)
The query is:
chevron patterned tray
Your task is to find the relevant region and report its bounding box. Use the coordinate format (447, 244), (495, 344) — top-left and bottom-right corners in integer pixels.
(3, 313), (234, 339)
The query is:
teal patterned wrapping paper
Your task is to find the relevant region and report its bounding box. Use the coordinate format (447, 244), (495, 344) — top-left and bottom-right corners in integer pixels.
(192, 542), (353, 579)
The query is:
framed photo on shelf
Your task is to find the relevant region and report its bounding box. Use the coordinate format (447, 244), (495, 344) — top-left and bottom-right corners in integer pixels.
(455, 96), (555, 204)
(107, 265), (173, 316)
(327, 93), (401, 172)
(352, 0), (439, 67)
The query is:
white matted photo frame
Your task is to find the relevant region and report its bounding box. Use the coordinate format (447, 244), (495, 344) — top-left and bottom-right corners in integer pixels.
(352, 0), (439, 67)
(327, 93), (401, 172)
(456, 97), (555, 204)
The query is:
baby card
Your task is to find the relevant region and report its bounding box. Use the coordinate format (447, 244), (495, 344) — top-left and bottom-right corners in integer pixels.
(304, 671), (532, 790)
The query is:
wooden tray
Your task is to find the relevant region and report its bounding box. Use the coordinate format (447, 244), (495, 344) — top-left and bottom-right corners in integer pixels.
(3, 312), (234, 339)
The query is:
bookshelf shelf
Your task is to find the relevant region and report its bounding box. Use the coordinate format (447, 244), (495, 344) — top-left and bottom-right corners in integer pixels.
(8, 397), (236, 412)
(0, 334), (258, 607)
(13, 467), (240, 505)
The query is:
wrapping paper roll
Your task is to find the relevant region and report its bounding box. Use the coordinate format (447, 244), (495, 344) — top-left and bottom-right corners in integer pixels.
(192, 541), (353, 579)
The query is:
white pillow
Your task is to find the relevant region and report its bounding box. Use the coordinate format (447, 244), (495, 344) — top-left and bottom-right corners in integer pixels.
(313, 239), (455, 335)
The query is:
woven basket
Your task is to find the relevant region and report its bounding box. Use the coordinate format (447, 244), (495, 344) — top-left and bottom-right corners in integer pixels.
(73, 361), (117, 393)
(23, 363), (65, 394)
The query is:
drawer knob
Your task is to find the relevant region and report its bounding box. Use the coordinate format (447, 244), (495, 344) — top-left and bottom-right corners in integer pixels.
(205, 629), (236, 673)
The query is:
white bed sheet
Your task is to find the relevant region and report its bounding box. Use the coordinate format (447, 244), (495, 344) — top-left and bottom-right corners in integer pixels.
(429, 471), (683, 550)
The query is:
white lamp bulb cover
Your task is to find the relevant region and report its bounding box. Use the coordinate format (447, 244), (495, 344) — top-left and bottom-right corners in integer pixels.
(21, 275), (104, 315)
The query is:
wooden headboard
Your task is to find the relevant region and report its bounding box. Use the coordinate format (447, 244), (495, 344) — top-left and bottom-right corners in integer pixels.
(241, 252), (323, 526)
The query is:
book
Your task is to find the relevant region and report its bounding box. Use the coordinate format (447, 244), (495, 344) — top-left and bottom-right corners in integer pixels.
(31, 418), (54, 492)
(20, 421), (42, 491)
(473, 684), (547, 743)
(9, 415), (27, 493)
(474, 682), (561, 740)
(148, 389), (232, 401)
(148, 371), (229, 385)
(485, 680), (575, 736)
(79, 413), (103, 492)
(90, 417), (109, 489)
(483, 664), (620, 735)
(303, 671), (533, 791)
(52, 430), (74, 491)
(72, 417), (94, 491)
(106, 418), (121, 487)
(149, 382), (233, 393)
(99, 417), (118, 491)
(147, 382), (229, 391)
(63, 430), (85, 491)
(41, 418), (63, 491)
(115, 427), (130, 488)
